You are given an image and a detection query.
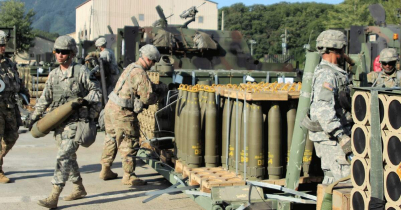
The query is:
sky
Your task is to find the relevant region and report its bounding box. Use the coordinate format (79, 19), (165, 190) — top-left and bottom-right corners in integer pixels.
(214, 0), (344, 8)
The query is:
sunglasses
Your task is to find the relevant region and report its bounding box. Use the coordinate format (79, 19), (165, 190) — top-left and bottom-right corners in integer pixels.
(54, 49), (71, 55)
(381, 61), (396, 66)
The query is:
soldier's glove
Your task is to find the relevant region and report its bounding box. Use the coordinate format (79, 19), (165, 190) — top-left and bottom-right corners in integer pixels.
(337, 133), (352, 156)
(155, 82), (168, 95)
(28, 117), (39, 131)
(71, 99), (89, 110)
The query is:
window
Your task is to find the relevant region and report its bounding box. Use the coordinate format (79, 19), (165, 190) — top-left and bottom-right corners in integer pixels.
(198, 16), (204, 23)
(139, 14), (144, 21)
(30, 53), (34, 58)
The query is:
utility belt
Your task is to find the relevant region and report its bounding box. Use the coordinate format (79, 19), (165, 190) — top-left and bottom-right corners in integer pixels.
(108, 91), (144, 113)
(108, 91), (134, 108)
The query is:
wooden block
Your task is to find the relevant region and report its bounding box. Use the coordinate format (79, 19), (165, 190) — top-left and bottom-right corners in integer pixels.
(317, 184), (327, 210)
(317, 183), (353, 210)
(182, 165), (193, 178)
(333, 188), (351, 210)
(174, 159), (183, 173)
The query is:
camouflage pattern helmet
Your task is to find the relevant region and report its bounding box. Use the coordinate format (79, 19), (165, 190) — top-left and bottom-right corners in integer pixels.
(0, 30), (7, 45)
(379, 48), (398, 62)
(95, 37), (107, 47)
(54, 35), (78, 54)
(316, 30), (347, 54)
(139, 44), (161, 62)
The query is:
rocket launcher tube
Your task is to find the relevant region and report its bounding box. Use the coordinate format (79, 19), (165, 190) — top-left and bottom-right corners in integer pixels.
(31, 98), (85, 138)
(285, 51), (320, 190)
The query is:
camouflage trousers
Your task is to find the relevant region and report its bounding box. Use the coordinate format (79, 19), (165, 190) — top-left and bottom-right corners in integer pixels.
(0, 107), (19, 172)
(101, 101), (140, 174)
(314, 140), (350, 185)
(52, 122), (81, 186)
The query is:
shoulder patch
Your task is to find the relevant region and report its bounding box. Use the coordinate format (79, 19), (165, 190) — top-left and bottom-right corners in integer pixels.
(322, 82), (333, 91)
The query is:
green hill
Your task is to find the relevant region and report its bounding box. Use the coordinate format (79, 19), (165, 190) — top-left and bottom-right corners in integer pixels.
(21, 0), (85, 35)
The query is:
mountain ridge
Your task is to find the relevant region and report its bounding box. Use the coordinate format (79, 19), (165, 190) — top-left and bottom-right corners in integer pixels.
(20, 0), (86, 35)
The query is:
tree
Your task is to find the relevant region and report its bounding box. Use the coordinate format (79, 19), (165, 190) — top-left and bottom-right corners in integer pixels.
(0, 0), (35, 52)
(323, 0), (374, 29)
(381, 0), (401, 25)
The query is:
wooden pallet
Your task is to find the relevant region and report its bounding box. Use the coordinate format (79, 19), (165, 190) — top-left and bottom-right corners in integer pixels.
(189, 167), (225, 186)
(202, 176), (246, 193)
(216, 87), (300, 101)
(262, 176), (323, 186)
(187, 167), (246, 192)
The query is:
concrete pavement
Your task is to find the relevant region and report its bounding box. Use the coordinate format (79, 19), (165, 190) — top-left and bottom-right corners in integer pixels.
(0, 128), (202, 210)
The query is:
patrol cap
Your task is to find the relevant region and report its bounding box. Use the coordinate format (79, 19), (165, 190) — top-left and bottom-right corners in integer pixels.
(54, 35), (78, 55)
(139, 44), (161, 62)
(95, 37), (107, 47)
(316, 30), (347, 54)
(379, 48), (398, 62)
(0, 30), (7, 45)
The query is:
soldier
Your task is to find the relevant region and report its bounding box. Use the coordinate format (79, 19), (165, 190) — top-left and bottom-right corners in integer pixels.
(0, 30), (29, 183)
(304, 30), (352, 184)
(88, 37), (120, 95)
(367, 48), (401, 87)
(99, 44), (166, 185)
(29, 35), (102, 209)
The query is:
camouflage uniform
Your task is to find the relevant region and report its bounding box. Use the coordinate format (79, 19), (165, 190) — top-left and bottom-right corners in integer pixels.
(31, 63), (102, 185)
(367, 70), (401, 87)
(0, 55), (29, 179)
(101, 61), (158, 176)
(308, 30), (351, 185)
(367, 48), (401, 88)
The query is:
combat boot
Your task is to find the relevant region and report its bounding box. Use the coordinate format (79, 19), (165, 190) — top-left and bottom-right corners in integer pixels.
(37, 185), (63, 209)
(63, 178), (87, 201)
(99, 165), (118, 180)
(0, 171), (10, 183)
(122, 172), (147, 186)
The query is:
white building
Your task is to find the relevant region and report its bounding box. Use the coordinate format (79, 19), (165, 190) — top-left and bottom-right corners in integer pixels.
(76, 0), (218, 41)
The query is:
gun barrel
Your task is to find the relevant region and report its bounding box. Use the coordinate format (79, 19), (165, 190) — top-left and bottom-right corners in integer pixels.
(197, 2), (206, 8)
(156, 5), (167, 20)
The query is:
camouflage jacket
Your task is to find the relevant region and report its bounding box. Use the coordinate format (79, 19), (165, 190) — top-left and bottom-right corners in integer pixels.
(31, 62), (102, 121)
(108, 61), (158, 109)
(100, 48), (119, 75)
(0, 56), (29, 108)
(367, 70), (401, 88)
(309, 60), (350, 143)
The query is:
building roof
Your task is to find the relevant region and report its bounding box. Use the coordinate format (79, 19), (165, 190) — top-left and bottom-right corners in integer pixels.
(35, 35), (56, 42)
(205, 0), (217, 5)
(76, 0), (91, 9)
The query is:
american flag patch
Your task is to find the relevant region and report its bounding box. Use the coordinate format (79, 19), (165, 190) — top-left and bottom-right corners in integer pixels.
(323, 82), (333, 91)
